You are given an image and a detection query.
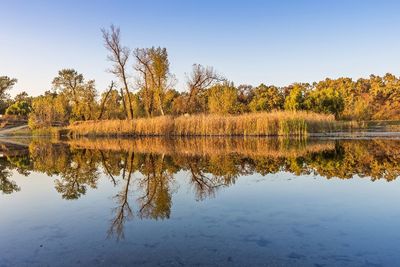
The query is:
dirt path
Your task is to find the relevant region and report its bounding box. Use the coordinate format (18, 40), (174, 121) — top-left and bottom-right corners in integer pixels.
(0, 124), (29, 135)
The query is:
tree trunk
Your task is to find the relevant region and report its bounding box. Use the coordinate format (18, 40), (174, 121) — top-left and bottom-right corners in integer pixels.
(120, 89), (128, 119)
(158, 93), (164, 116)
(98, 81), (115, 120)
(122, 73), (134, 119)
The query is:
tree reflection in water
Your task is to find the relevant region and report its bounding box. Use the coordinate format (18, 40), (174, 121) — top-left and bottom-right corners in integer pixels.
(108, 151), (134, 241)
(0, 158), (20, 194)
(136, 153), (175, 220)
(1, 137), (400, 239)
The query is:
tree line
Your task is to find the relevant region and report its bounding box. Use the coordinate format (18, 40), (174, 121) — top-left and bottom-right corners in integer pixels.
(1, 25), (399, 128)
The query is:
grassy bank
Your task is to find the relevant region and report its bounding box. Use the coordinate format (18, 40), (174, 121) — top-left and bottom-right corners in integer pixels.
(67, 111), (345, 137)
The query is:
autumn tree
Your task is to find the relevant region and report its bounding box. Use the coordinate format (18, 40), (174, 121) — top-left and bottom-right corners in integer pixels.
(163, 89), (180, 115)
(98, 81), (125, 119)
(370, 73), (400, 119)
(134, 47), (174, 117)
(137, 154), (173, 220)
(52, 69), (98, 121)
(352, 95), (373, 121)
(28, 91), (70, 129)
(77, 80), (98, 120)
(208, 82), (240, 114)
(171, 93), (187, 115)
(184, 64), (224, 114)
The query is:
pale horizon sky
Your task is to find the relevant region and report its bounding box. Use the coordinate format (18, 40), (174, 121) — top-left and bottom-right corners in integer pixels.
(2, 0), (400, 97)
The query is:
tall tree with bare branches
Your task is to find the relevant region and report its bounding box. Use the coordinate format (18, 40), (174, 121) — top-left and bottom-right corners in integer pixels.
(185, 64), (224, 113)
(101, 25), (134, 119)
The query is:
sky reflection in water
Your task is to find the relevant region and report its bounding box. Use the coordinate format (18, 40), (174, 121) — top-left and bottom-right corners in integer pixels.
(0, 137), (399, 266)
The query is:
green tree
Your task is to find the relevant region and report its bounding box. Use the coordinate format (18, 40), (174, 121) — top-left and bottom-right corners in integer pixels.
(312, 78), (353, 119)
(5, 101), (32, 117)
(284, 83), (308, 111)
(0, 76), (17, 114)
(249, 84), (284, 112)
(0, 76), (17, 99)
(304, 87), (344, 118)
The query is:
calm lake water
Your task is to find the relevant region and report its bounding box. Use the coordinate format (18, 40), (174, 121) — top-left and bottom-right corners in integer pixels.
(0, 137), (400, 266)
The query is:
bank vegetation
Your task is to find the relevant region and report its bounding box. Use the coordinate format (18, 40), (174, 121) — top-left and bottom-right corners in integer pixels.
(1, 25), (399, 137)
(67, 111), (343, 137)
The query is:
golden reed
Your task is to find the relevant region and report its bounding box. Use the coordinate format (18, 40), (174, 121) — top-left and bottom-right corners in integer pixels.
(68, 111), (340, 137)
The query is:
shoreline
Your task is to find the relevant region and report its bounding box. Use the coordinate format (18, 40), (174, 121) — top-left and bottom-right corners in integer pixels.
(2, 130), (400, 141)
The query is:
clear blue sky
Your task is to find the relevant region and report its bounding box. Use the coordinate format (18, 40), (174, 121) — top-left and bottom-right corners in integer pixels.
(1, 0), (400, 96)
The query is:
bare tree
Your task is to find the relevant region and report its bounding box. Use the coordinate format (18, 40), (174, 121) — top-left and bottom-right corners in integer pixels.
(101, 25), (134, 119)
(186, 64), (224, 113)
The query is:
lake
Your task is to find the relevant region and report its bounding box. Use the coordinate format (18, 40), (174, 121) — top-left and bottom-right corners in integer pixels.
(0, 137), (399, 266)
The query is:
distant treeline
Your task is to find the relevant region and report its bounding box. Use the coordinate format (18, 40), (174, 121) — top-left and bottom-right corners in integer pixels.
(0, 25), (399, 129)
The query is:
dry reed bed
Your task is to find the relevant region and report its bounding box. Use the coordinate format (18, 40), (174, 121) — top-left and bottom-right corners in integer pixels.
(66, 137), (335, 158)
(68, 111), (341, 137)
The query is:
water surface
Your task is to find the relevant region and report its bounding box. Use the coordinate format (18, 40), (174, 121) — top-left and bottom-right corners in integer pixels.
(0, 137), (399, 266)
